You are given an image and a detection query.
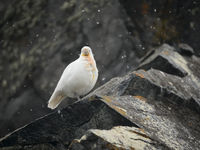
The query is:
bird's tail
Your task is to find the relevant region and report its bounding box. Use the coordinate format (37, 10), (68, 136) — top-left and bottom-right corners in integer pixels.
(48, 91), (64, 109)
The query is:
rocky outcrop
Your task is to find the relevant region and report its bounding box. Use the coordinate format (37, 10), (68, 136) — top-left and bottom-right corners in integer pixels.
(69, 126), (161, 150)
(1, 0), (200, 138)
(0, 98), (134, 150)
(0, 44), (200, 150)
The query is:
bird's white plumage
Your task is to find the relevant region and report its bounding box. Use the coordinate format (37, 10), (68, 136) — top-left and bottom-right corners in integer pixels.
(48, 46), (98, 109)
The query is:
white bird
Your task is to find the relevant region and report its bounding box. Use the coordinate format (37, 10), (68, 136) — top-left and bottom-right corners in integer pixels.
(48, 46), (98, 109)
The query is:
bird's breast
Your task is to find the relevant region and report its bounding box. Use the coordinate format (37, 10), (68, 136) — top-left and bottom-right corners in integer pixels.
(83, 57), (98, 82)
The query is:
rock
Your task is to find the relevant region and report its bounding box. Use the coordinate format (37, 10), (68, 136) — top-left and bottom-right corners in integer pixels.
(178, 43), (194, 56)
(119, 0), (200, 56)
(1, 0), (200, 139)
(138, 44), (188, 77)
(68, 126), (164, 150)
(1, 44), (200, 150)
(0, 97), (134, 149)
(0, 144), (58, 150)
(98, 70), (200, 149)
(1, 70), (200, 149)
(138, 44), (200, 88)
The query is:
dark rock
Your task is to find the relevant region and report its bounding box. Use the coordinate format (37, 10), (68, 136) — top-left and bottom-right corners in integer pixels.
(99, 93), (200, 149)
(0, 0), (200, 148)
(1, 44), (200, 149)
(1, 43), (200, 149)
(178, 43), (194, 56)
(119, 0), (200, 56)
(131, 69), (200, 113)
(68, 126), (165, 150)
(138, 44), (200, 83)
(0, 97), (134, 149)
(139, 44), (190, 77)
(0, 144), (57, 150)
(185, 55), (200, 80)
(1, 0), (200, 139)
(104, 71), (200, 149)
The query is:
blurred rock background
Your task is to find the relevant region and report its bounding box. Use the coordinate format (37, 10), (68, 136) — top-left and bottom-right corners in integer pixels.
(0, 0), (199, 137)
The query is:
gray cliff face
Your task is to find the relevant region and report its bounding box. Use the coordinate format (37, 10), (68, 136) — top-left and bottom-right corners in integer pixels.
(0, 0), (200, 137)
(0, 0), (200, 149)
(0, 44), (200, 150)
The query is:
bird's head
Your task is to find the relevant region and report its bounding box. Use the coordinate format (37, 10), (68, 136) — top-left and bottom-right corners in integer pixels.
(81, 46), (92, 57)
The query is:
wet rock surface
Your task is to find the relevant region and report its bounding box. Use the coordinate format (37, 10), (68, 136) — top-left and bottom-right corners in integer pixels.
(0, 43), (200, 150)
